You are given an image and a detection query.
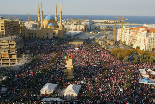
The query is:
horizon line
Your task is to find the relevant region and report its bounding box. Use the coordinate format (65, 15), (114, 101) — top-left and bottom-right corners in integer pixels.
(0, 14), (155, 17)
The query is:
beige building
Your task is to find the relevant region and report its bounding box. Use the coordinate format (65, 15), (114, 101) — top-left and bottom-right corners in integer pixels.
(27, 3), (64, 39)
(117, 26), (155, 51)
(0, 19), (27, 38)
(0, 36), (23, 66)
(133, 28), (155, 51)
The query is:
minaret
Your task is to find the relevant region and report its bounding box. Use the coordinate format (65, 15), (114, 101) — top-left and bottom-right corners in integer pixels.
(38, 4), (41, 28)
(55, 4), (57, 22)
(59, 3), (62, 29)
(41, 2), (44, 28)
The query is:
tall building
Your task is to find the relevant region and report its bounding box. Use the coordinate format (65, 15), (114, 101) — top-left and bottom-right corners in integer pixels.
(0, 19), (27, 38)
(27, 2), (64, 39)
(117, 26), (131, 45)
(117, 26), (155, 51)
(0, 36), (23, 66)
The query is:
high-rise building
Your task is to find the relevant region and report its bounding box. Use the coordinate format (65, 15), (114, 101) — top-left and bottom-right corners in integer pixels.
(0, 36), (23, 66)
(0, 19), (27, 38)
(117, 26), (155, 51)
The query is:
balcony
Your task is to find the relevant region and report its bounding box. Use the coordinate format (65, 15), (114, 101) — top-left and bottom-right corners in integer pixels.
(10, 60), (16, 63)
(2, 60), (9, 63)
(0, 43), (9, 45)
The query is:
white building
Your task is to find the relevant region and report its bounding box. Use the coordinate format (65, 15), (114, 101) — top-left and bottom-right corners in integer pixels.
(24, 21), (38, 29)
(85, 20), (95, 30)
(117, 26), (131, 45)
(63, 19), (95, 31)
(117, 26), (155, 51)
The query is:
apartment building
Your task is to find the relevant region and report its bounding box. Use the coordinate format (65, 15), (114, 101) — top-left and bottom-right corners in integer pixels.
(117, 26), (131, 45)
(0, 36), (23, 66)
(0, 19), (27, 38)
(117, 26), (155, 51)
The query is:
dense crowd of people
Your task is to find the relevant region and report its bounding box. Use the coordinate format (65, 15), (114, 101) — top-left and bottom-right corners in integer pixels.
(0, 38), (154, 103)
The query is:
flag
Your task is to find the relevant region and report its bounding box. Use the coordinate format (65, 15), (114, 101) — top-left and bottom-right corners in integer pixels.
(63, 55), (67, 60)
(71, 53), (74, 59)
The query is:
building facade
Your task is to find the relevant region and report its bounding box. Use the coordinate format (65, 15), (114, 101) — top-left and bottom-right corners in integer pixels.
(117, 26), (131, 45)
(0, 19), (27, 38)
(0, 2), (64, 39)
(27, 3), (64, 39)
(117, 26), (155, 51)
(63, 19), (95, 31)
(0, 36), (23, 66)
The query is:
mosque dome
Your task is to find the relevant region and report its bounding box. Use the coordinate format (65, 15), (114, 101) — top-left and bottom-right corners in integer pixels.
(45, 15), (54, 20)
(48, 23), (55, 26)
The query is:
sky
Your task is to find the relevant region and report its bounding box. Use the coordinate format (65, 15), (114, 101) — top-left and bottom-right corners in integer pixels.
(0, 0), (155, 16)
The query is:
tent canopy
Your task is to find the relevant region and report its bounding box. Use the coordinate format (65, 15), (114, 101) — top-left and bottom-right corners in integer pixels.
(40, 83), (58, 95)
(64, 84), (81, 96)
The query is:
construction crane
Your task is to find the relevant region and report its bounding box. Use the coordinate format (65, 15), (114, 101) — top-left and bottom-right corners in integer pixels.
(103, 27), (110, 39)
(104, 27), (106, 39)
(27, 13), (30, 22)
(113, 20), (118, 44)
(85, 17), (87, 32)
(30, 16), (31, 21)
(66, 18), (69, 31)
(68, 18), (74, 24)
(115, 16), (128, 44)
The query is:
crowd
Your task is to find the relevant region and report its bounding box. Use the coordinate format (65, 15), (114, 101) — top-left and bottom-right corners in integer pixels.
(0, 38), (155, 103)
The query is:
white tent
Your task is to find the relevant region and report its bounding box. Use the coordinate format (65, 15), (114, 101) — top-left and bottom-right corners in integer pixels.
(64, 84), (81, 96)
(40, 83), (58, 95)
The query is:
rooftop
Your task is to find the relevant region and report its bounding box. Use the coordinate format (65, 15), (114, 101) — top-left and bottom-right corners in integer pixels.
(45, 15), (54, 20)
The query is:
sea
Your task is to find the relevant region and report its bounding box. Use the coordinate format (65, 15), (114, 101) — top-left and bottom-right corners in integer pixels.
(1, 14), (155, 24)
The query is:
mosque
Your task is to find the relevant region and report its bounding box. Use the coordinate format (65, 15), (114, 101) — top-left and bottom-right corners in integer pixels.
(27, 2), (64, 39)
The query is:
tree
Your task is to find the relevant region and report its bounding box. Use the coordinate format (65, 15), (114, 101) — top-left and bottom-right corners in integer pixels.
(123, 56), (129, 62)
(130, 44), (133, 47)
(139, 54), (143, 63)
(133, 59), (138, 64)
(133, 54), (139, 60)
(150, 56), (155, 63)
(144, 55), (149, 59)
(136, 46), (140, 49)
